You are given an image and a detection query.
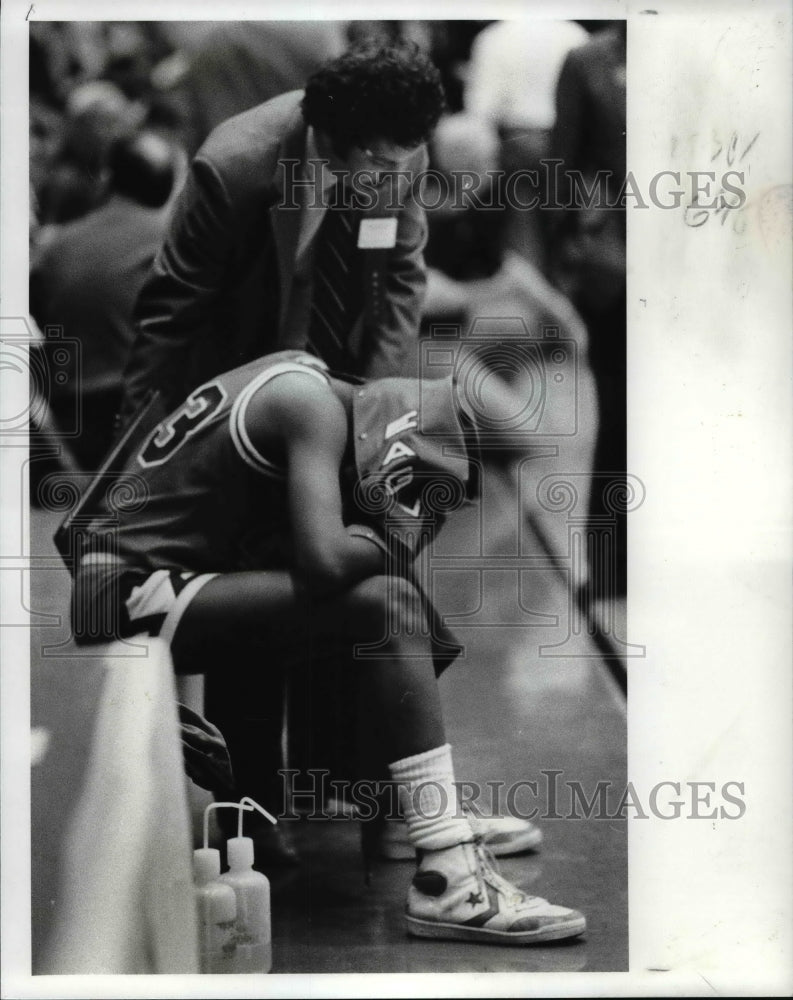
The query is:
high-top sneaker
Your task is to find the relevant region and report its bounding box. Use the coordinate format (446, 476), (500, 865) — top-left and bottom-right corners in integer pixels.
(406, 840), (585, 945)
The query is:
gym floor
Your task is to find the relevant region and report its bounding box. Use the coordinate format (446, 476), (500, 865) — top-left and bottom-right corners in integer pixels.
(30, 460), (627, 976)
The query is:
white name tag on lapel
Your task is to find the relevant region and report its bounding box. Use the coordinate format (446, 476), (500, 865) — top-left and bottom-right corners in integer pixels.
(357, 217), (398, 249)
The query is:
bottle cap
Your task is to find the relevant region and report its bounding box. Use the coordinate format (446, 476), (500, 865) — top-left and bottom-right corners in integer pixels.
(193, 847), (221, 885)
(226, 836), (254, 870)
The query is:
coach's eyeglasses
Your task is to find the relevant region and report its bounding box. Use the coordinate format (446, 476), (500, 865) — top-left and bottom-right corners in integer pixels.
(355, 141), (420, 174)
(358, 147), (405, 171)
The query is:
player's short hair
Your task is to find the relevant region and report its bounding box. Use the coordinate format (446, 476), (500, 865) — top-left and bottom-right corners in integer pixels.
(301, 42), (447, 156)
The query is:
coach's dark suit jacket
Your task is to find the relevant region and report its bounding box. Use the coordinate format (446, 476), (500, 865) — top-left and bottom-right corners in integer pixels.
(122, 90), (429, 417)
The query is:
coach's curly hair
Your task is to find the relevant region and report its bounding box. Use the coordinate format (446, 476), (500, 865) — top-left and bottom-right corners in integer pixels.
(301, 42), (447, 155)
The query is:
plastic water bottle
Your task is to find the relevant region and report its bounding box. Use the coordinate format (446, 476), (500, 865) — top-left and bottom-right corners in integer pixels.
(215, 797), (276, 974)
(192, 846), (237, 974)
(217, 834), (272, 973)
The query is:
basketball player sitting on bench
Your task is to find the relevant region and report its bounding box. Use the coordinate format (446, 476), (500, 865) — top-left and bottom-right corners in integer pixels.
(71, 350), (586, 945)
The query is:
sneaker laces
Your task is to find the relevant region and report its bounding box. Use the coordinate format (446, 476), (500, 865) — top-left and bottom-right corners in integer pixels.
(473, 841), (527, 909)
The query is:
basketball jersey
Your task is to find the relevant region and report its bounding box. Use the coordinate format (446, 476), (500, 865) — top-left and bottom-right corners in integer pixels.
(81, 352), (330, 573)
(81, 353), (476, 578)
(346, 375), (477, 563)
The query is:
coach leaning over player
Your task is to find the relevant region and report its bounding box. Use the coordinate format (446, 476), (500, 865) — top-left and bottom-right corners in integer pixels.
(120, 41), (445, 420)
(117, 41), (446, 860)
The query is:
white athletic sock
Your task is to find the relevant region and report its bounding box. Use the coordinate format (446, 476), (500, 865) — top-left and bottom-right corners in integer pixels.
(389, 743), (474, 852)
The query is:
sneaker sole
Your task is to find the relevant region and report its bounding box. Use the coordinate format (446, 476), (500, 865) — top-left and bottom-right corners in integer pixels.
(381, 827), (543, 862)
(405, 913), (586, 945)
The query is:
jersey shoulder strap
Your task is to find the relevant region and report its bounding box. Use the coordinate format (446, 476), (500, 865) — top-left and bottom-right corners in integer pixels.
(229, 358), (330, 478)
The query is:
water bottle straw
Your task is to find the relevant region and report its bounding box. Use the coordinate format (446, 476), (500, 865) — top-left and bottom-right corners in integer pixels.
(203, 800), (254, 849)
(238, 796), (278, 837)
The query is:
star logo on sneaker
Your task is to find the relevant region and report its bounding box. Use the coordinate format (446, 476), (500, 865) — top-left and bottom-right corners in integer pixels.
(465, 890), (483, 907)
(462, 883), (501, 927)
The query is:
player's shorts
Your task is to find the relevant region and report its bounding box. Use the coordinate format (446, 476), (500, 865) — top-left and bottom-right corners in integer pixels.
(72, 553), (217, 646)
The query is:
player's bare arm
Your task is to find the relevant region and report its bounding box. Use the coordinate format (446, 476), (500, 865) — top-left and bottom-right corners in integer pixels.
(245, 373), (385, 595)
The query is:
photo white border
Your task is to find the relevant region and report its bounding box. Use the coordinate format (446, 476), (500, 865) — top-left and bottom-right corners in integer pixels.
(2, 0), (791, 996)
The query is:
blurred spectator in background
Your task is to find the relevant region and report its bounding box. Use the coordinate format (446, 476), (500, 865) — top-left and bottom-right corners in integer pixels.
(345, 20), (490, 112)
(167, 21), (346, 155)
(29, 21), (173, 109)
(548, 21), (627, 600)
(34, 81), (147, 226)
(421, 111), (589, 356)
(30, 131), (178, 473)
(30, 97), (64, 224)
(30, 22), (109, 108)
(101, 22), (171, 103)
(419, 112), (599, 586)
(427, 21), (492, 113)
(30, 22), (184, 230)
(421, 112), (506, 326)
(464, 19), (589, 271)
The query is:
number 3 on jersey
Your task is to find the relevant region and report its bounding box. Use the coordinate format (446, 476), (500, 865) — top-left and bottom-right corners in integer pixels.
(138, 382), (227, 468)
